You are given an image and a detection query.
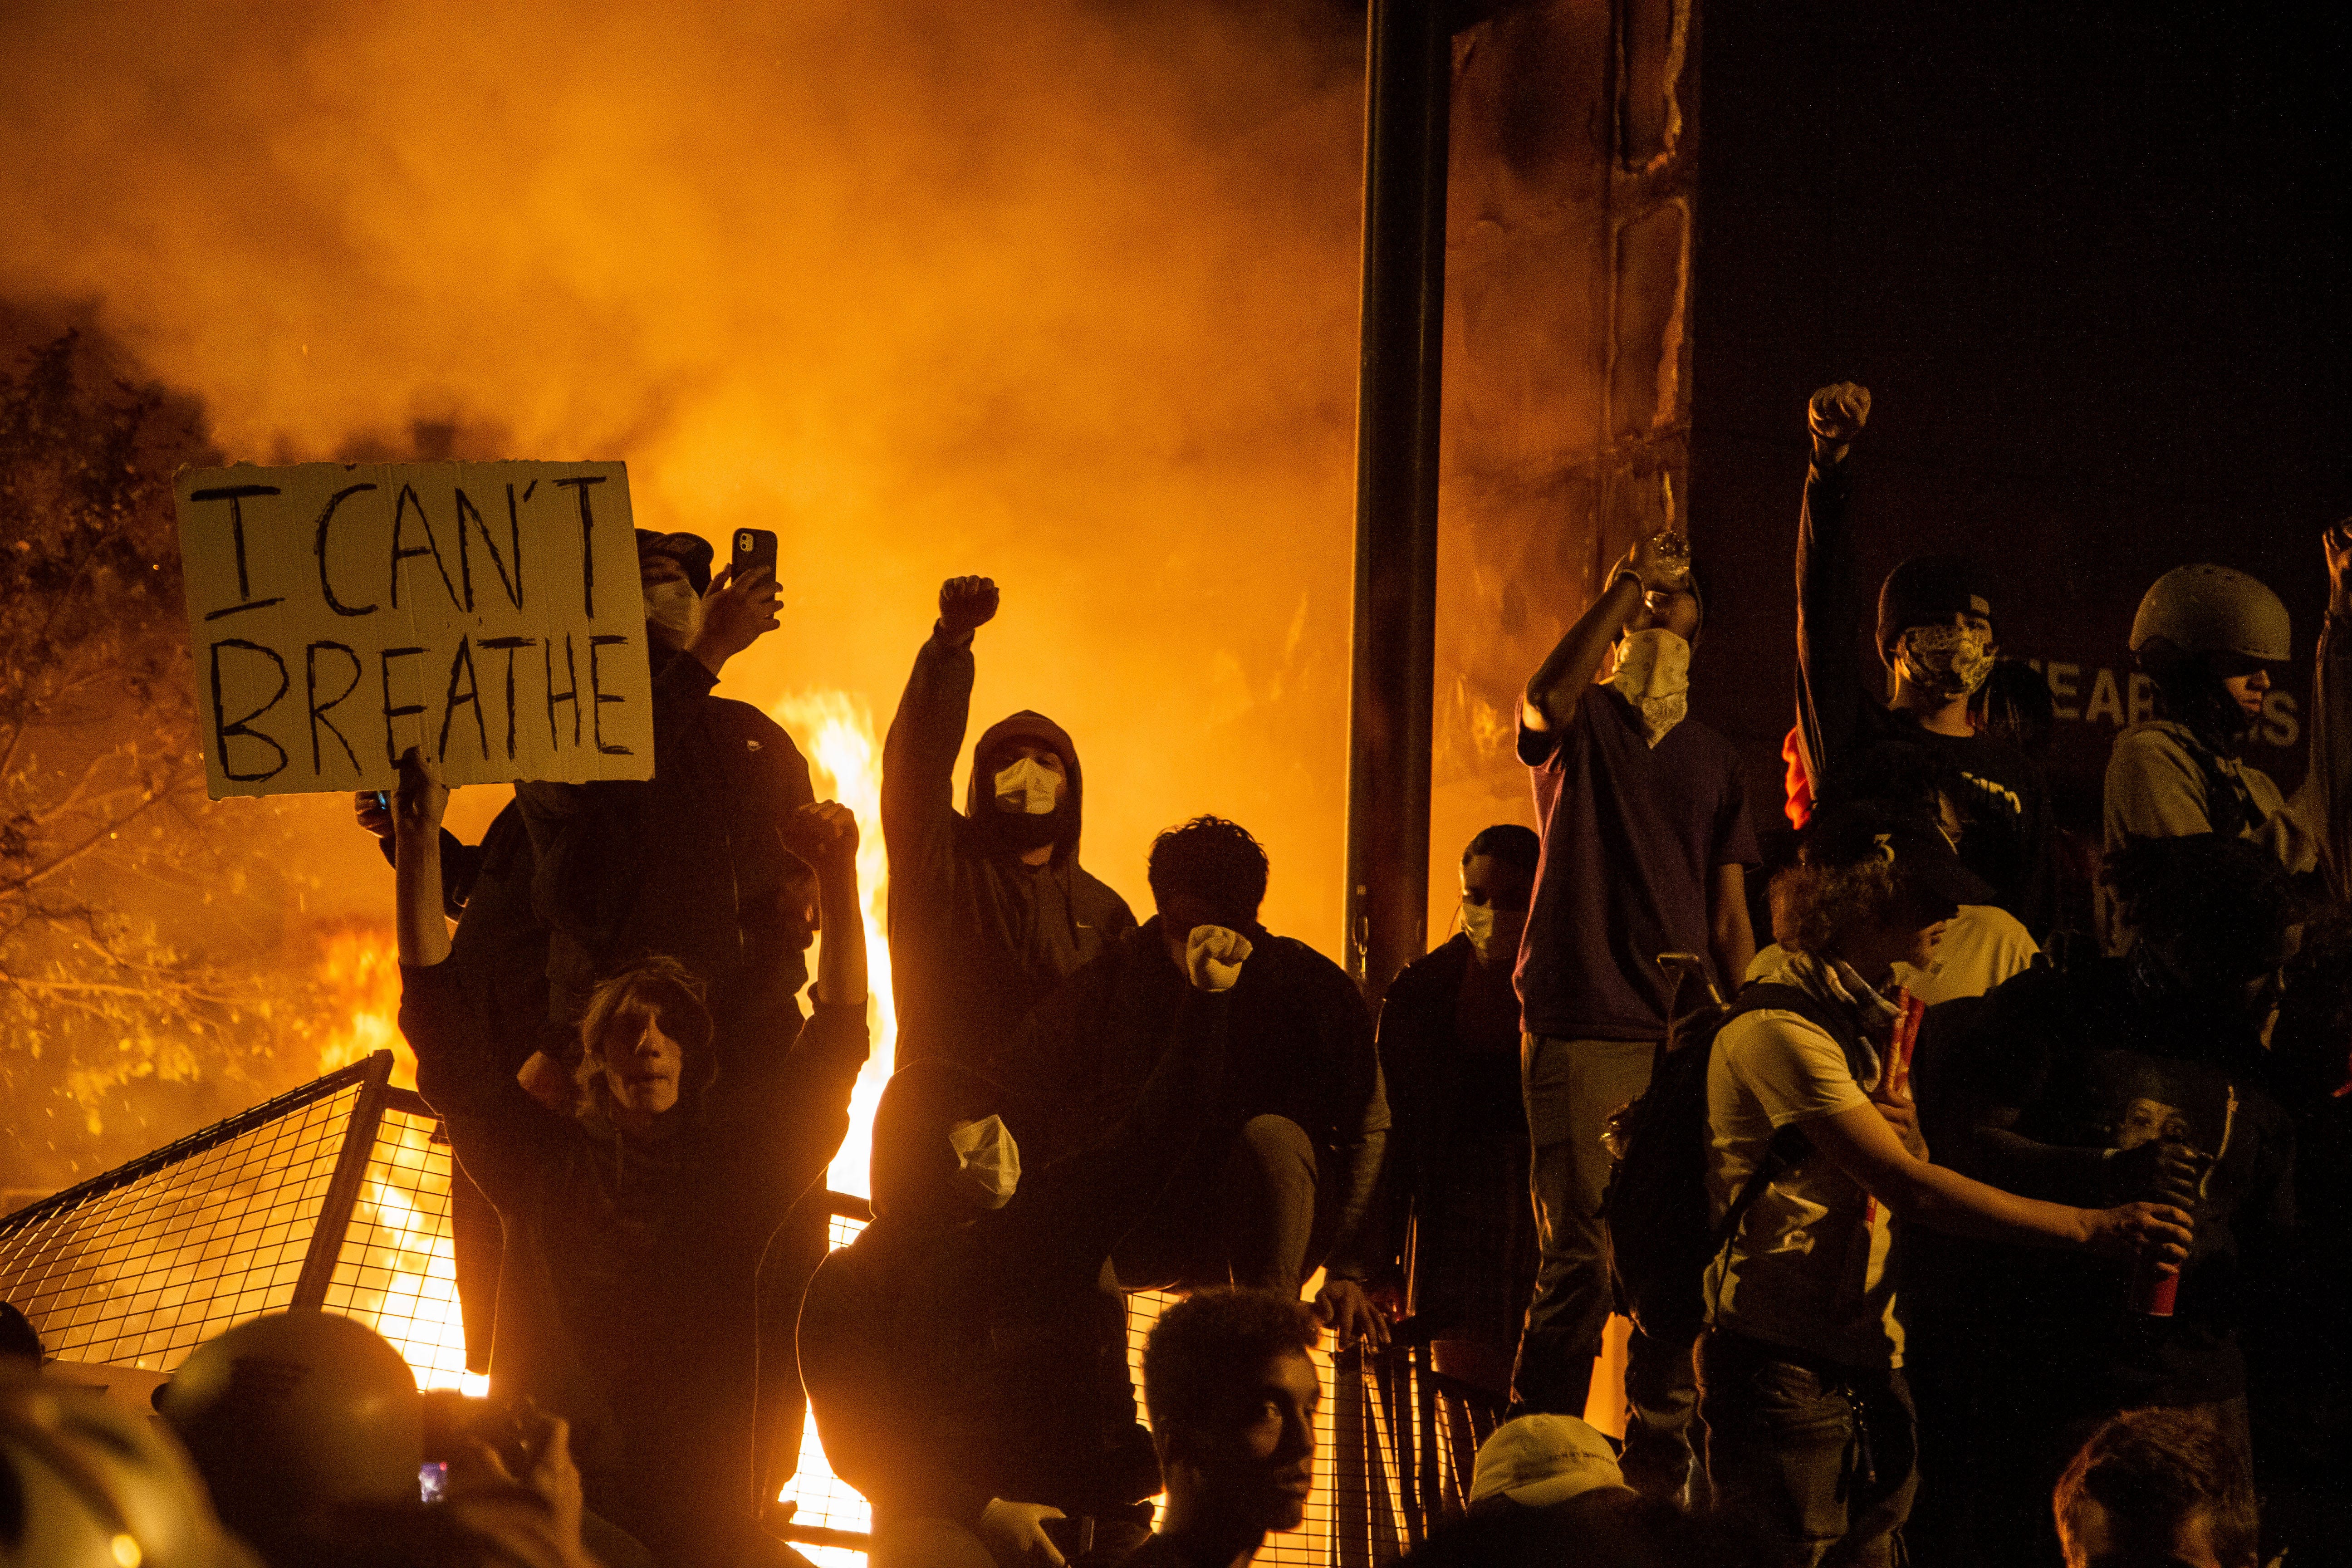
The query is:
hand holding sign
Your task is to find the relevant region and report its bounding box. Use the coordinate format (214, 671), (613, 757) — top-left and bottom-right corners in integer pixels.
(176, 461), (656, 798)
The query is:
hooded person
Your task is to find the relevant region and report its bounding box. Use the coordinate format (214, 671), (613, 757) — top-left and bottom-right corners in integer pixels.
(798, 924), (1252, 1568)
(2099, 534), (2351, 949)
(1791, 382), (2058, 936)
(882, 575), (1137, 1079)
(514, 527), (820, 1074)
(396, 748), (870, 1568)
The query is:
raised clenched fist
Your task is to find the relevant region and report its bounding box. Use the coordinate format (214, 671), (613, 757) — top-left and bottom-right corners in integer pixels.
(1808, 382), (1872, 451)
(1630, 530), (1693, 593)
(939, 576), (1000, 637)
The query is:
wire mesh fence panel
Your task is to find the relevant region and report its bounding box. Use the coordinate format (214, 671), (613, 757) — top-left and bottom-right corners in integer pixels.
(0, 1072), (368, 1372)
(318, 1102), (472, 1391)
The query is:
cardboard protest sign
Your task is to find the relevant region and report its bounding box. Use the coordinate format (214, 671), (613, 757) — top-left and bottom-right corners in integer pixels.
(174, 461), (656, 798)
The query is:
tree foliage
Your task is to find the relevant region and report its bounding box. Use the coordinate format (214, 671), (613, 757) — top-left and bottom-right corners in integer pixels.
(0, 334), (329, 1191)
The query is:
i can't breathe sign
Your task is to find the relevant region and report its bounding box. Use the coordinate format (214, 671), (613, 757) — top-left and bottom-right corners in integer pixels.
(174, 461), (655, 799)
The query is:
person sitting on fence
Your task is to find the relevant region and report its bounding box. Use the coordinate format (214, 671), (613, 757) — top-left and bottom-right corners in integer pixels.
(157, 1308), (609, 1568)
(799, 924), (1252, 1568)
(1121, 1289), (1322, 1568)
(1009, 817), (1390, 1343)
(394, 745), (868, 1568)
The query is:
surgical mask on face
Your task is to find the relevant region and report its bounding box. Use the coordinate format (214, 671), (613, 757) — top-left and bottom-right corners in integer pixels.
(993, 757), (1060, 816)
(948, 1114), (1021, 1208)
(1460, 901), (1526, 966)
(1608, 628), (1691, 746)
(643, 578), (701, 644)
(1898, 623), (1994, 697)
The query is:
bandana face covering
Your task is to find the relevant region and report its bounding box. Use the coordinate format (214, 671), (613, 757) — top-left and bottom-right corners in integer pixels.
(992, 757), (1061, 815)
(1898, 623), (1994, 697)
(1608, 628), (1691, 746)
(1460, 901), (1527, 967)
(948, 1114), (1021, 1208)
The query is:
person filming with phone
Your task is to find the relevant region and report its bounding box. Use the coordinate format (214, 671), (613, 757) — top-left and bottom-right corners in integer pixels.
(515, 527), (820, 1075)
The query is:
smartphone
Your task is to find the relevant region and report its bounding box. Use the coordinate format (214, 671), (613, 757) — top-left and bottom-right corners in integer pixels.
(732, 528), (779, 588)
(371, 790), (391, 812)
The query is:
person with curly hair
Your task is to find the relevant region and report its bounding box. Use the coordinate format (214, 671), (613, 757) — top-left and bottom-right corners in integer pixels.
(1124, 1289), (1323, 1568)
(1698, 803), (2193, 1568)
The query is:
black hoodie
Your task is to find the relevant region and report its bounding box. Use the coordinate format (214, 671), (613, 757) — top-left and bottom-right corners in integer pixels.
(882, 627), (1137, 1077)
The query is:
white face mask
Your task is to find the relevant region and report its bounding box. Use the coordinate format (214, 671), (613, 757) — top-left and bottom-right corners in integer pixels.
(947, 1114), (1021, 1208)
(1460, 901), (1526, 966)
(643, 578), (701, 646)
(1608, 628), (1690, 746)
(993, 756), (1061, 816)
(1898, 623), (1994, 697)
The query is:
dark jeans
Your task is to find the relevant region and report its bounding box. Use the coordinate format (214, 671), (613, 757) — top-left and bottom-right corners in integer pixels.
(1697, 1328), (1918, 1568)
(1511, 1035), (1697, 1497)
(1112, 1115), (1337, 1292)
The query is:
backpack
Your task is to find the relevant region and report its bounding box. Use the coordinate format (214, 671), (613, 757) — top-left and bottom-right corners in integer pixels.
(1600, 978), (1868, 1341)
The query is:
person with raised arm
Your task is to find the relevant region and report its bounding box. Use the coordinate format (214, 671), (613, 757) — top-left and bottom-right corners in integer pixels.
(396, 744), (868, 1568)
(800, 922), (1254, 1568)
(1791, 382), (2056, 934)
(883, 575), (1136, 1078)
(1696, 802), (2194, 1567)
(1510, 524), (1758, 1496)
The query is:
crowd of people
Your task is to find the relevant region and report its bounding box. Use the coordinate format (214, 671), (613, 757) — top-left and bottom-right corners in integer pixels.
(6, 380), (2349, 1568)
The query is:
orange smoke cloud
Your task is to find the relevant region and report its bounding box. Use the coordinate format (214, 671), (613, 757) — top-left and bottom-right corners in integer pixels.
(0, 0), (1372, 946)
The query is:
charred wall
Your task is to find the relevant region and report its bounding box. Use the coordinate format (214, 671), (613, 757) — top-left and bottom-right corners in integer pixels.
(1430, 0), (1699, 926)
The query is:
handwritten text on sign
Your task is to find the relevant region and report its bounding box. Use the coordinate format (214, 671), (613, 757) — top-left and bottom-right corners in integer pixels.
(175, 461), (654, 799)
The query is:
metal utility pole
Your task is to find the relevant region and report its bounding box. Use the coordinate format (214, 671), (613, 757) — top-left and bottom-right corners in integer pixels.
(1344, 0), (1452, 1000)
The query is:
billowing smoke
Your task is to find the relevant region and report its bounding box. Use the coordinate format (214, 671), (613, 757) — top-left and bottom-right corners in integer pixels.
(0, 0), (1368, 938)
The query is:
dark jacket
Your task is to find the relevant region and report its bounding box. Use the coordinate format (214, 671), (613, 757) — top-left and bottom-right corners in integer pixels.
(400, 960), (867, 1550)
(1793, 455), (2056, 935)
(1371, 935), (1534, 1338)
(883, 628), (1135, 1074)
(1949, 955), (2296, 1413)
(1012, 916), (1390, 1276)
(798, 989), (1232, 1531)
(515, 646), (817, 1055)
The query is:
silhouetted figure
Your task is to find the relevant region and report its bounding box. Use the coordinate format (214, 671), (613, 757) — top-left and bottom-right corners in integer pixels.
(799, 925), (1253, 1568)
(1014, 817), (1390, 1342)
(1945, 834), (2297, 1567)
(1372, 826), (1540, 1361)
(884, 574), (1137, 1078)
(1792, 382), (2055, 934)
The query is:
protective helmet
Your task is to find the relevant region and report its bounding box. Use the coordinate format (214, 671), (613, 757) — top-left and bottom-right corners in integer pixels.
(157, 1311), (420, 1545)
(2129, 564), (2290, 664)
(0, 1362), (256, 1568)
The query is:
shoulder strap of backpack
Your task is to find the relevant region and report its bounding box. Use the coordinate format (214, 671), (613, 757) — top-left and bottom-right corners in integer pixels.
(1706, 980), (1871, 1249)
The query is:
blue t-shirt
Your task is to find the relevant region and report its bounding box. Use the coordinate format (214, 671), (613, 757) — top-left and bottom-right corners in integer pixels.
(1515, 691), (1759, 1041)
